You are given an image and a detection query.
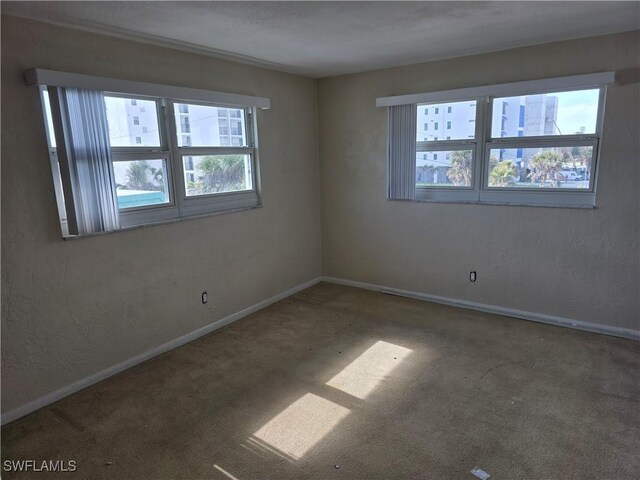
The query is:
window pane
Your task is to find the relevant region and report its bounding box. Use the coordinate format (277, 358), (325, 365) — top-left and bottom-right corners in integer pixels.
(491, 89), (599, 138)
(487, 146), (592, 189)
(113, 159), (169, 208)
(174, 104), (247, 147)
(104, 97), (161, 147)
(416, 150), (473, 187)
(183, 154), (252, 196)
(417, 100), (476, 142)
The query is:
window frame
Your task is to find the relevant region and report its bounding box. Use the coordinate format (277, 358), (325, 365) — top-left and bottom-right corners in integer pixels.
(41, 88), (263, 234)
(100, 93), (179, 227)
(415, 97), (485, 203)
(378, 72), (613, 208)
(483, 86), (605, 194)
(412, 83), (606, 208)
(165, 99), (259, 218)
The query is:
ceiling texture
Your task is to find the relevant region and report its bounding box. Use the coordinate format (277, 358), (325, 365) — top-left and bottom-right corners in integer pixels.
(3, 1), (639, 78)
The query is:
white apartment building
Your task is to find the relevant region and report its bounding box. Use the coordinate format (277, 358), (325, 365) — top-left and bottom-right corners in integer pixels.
(114, 100), (246, 185)
(416, 95), (558, 185)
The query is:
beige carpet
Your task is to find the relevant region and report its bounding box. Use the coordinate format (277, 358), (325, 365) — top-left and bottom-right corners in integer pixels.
(2, 283), (639, 479)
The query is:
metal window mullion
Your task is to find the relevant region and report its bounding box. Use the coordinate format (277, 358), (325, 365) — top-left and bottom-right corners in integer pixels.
(489, 134), (598, 146)
(249, 108), (261, 202)
(589, 86), (607, 192)
(164, 99), (184, 208)
(111, 151), (171, 161)
(177, 146), (254, 156)
(110, 147), (168, 155)
(47, 86), (80, 235)
(476, 96), (490, 191)
(416, 140), (476, 151)
(416, 141), (476, 152)
(485, 137), (599, 150)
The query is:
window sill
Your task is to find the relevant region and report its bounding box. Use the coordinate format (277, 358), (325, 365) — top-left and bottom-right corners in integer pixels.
(61, 203), (263, 240)
(395, 198), (596, 209)
(404, 188), (596, 209)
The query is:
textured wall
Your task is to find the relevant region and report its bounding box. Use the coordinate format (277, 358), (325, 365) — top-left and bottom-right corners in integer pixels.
(318, 31), (640, 331)
(1, 15), (322, 414)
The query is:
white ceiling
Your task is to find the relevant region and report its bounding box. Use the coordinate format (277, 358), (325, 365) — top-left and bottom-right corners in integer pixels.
(3, 1), (639, 78)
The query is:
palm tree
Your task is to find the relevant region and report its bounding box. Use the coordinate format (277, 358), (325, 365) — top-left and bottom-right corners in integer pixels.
(122, 160), (162, 192)
(529, 151), (564, 187)
(489, 160), (517, 187)
(447, 150), (472, 186)
(196, 155), (247, 194)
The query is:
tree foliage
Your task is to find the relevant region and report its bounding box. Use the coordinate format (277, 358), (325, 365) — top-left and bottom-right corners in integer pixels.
(446, 150), (472, 186)
(192, 155), (247, 194)
(528, 151), (565, 187)
(489, 160), (517, 187)
(120, 160), (164, 192)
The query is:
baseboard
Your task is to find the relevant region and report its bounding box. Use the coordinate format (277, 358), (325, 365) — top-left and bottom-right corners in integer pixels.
(1, 277), (323, 425)
(322, 276), (640, 341)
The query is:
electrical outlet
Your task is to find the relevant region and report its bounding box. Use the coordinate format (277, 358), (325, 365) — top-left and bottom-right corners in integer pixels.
(202, 292), (208, 304)
(469, 271), (477, 282)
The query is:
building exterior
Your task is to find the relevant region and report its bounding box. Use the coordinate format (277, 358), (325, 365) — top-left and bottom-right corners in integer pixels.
(106, 98), (247, 205)
(416, 95), (559, 185)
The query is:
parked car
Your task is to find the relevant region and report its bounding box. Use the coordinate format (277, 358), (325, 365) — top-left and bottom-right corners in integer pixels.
(561, 170), (580, 181)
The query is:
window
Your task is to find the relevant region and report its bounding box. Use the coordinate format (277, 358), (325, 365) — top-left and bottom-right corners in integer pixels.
(172, 102), (253, 200)
(424, 123), (428, 131)
(379, 72), (612, 207)
(435, 107), (439, 114)
(38, 81), (265, 237)
(105, 97), (160, 147)
(173, 103), (246, 147)
(113, 159), (169, 209)
(180, 116), (190, 133)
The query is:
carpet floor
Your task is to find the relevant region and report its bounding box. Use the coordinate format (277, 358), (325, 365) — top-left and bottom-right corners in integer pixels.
(2, 282), (639, 479)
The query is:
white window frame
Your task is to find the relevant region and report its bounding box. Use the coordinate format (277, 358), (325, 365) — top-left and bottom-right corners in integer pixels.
(377, 72), (614, 208)
(28, 69), (270, 237)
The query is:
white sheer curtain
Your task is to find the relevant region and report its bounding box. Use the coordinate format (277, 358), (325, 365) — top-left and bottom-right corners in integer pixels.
(388, 104), (417, 200)
(52, 87), (119, 235)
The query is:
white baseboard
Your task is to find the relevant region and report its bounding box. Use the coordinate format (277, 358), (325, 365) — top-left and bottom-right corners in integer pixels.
(1, 277), (323, 425)
(322, 276), (640, 341)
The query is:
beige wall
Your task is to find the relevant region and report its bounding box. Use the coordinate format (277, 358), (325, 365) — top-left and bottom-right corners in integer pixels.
(318, 31), (639, 331)
(1, 15), (322, 414)
(2, 15), (639, 419)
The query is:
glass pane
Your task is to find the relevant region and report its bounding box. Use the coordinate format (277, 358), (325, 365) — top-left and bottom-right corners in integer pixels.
(488, 146), (593, 189)
(183, 154), (252, 196)
(104, 97), (161, 147)
(491, 89), (599, 138)
(174, 103), (247, 147)
(417, 100), (477, 142)
(113, 159), (169, 209)
(416, 150), (473, 187)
